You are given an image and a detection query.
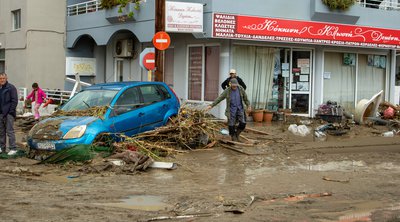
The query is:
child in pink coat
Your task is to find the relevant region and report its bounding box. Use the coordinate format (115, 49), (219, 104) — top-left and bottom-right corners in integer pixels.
(26, 83), (47, 120)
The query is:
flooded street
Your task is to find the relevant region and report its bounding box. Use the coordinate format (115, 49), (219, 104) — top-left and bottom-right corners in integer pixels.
(1, 122), (400, 221)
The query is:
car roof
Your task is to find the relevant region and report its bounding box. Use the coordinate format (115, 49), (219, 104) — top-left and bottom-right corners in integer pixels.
(84, 81), (165, 91)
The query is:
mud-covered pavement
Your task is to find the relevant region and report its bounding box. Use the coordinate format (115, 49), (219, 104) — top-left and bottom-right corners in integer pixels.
(1, 121), (400, 222)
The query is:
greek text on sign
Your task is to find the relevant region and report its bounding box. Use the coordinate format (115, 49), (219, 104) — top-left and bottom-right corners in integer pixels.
(166, 1), (203, 33)
(212, 13), (400, 49)
(66, 57), (96, 76)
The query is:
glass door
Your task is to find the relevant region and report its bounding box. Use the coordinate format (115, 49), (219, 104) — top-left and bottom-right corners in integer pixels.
(114, 58), (124, 82)
(290, 50), (312, 115)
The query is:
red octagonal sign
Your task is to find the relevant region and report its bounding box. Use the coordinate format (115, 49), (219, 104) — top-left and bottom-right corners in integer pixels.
(152, 31), (171, 51)
(143, 52), (155, 70)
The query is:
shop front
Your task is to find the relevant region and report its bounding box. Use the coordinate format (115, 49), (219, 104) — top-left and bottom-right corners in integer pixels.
(231, 46), (313, 115)
(212, 12), (400, 116)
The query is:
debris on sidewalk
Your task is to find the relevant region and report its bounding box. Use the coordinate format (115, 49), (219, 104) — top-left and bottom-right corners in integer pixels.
(223, 195), (256, 214)
(288, 124), (310, 136)
(322, 176), (350, 183)
(262, 192), (333, 204)
(143, 213), (216, 222)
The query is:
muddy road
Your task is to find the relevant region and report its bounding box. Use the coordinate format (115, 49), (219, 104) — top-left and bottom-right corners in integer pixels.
(1, 122), (400, 222)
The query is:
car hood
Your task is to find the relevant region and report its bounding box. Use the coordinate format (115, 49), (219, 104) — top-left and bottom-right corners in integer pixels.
(29, 116), (99, 140)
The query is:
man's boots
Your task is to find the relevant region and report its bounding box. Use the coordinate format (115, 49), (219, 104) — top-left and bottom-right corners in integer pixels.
(235, 123), (246, 142)
(229, 125), (238, 141)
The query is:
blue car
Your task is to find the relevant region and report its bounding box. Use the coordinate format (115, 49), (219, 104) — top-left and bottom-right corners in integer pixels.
(27, 81), (180, 151)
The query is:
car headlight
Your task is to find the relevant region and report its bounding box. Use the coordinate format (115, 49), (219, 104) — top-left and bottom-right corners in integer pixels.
(63, 125), (87, 139)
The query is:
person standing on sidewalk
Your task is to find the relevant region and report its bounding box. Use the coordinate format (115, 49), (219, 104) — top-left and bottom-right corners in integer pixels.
(0, 73), (19, 155)
(207, 78), (251, 141)
(26, 82), (47, 120)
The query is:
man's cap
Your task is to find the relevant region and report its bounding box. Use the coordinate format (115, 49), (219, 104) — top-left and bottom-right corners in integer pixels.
(229, 69), (236, 74)
(230, 78), (239, 86)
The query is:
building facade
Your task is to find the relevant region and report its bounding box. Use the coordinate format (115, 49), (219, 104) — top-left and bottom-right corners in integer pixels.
(0, 0), (66, 91)
(66, 0), (400, 118)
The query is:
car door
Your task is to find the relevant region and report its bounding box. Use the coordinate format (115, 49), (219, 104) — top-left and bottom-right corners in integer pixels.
(137, 84), (170, 132)
(109, 86), (144, 136)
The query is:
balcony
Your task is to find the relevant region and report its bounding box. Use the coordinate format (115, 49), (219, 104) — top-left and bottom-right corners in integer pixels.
(356, 0), (400, 10)
(67, 0), (101, 16)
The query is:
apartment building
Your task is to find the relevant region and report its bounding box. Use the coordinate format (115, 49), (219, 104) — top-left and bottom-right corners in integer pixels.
(0, 0), (66, 90)
(66, 0), (400, 118)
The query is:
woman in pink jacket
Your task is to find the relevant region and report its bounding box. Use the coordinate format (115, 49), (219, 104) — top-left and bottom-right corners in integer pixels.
(26, 83), (47, 120)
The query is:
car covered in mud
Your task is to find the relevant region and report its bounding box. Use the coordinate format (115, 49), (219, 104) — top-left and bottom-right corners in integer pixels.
(27, 81), (180, 151)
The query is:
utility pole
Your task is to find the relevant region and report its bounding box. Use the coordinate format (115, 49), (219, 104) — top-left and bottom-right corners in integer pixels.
(154, 0), (165, 82)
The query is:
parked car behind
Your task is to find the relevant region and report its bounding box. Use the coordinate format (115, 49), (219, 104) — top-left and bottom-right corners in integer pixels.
(27, 81), (180, 151)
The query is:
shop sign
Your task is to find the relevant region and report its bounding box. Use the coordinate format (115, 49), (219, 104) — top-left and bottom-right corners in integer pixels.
(66, 57), (96, 76)
(166, 1), (203, 33)
(212, 13), (400, 49)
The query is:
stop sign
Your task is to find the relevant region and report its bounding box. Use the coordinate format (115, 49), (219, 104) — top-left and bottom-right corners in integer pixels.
(152, 31), (171, 51)
(143, 52), (155, 70)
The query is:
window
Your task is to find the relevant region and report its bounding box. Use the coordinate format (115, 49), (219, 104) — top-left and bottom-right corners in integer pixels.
(188, 45), (220, 101)
(140, 85), (164, 104)
(0, 49), (4, 73)
(12, 9), (21, 30)
(114, 87), (141, 115)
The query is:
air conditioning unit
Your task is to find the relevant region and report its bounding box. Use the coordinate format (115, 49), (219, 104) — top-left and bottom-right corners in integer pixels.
(114, 39), (133, 57)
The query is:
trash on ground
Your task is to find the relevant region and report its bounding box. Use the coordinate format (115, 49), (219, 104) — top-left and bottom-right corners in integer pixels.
(316, 101), (344, 123)
(382, 131), (394, 137)
(149, 161), (177, 170)
(354, 90), (383, 124)
(322, 176), (350, 183)
(288, 124), (310, 137)
(40, 144), (113, 164)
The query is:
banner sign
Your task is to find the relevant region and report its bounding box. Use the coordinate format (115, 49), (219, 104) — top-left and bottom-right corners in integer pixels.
(212, 13), (400, 49)
(166, 1), (203, 33)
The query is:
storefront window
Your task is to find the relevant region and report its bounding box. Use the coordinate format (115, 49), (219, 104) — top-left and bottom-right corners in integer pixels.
(204, 46), (220, 101)
(357, 54), (386, 100)
(188, 46), (220, 101)
(323, 52), (356, 113)
(188, 47), (202, 100)
(232, 45), (276, 109)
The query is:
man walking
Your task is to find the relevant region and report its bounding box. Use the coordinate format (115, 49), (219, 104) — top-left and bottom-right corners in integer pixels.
(207, 78), (251, 141)
(221, 69), (247, 90)
(0, 73), (19, 155)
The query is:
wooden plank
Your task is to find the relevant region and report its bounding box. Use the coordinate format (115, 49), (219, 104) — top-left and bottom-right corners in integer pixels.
(244, 127), (270, 135)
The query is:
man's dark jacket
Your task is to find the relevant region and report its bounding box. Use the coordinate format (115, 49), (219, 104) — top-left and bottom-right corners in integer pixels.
(0, 82), (18, 118)
(221, 76), (247, 90)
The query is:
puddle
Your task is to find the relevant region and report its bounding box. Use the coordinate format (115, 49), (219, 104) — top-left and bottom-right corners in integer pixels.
(338, 203), (400, 222)
(97, 195), (170, 211)
(289, 160), (367, 172)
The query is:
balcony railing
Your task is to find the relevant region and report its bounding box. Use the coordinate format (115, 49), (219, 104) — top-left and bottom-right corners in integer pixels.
(357, 0), (400, 10)
(66, 0), (400, 17)
(67, 0), (101, 16)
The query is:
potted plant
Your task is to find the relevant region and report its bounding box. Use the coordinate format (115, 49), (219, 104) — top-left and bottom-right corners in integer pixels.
(321, 0), (356, 10)
(252, 109), (264, 122)
(263, 110), (274, 122)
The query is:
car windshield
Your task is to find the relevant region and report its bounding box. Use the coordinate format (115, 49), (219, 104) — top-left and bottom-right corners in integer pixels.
(61, 89), (118, 111)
